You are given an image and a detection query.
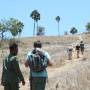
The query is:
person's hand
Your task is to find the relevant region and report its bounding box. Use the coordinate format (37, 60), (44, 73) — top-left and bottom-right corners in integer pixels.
(1, 80), (6, 86)
(24, 60), (29, 67)
(1, 80), (3, 85)
(22, 80), (25, 85)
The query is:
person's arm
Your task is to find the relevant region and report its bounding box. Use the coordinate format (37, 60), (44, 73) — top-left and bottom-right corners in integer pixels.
(24, 60), (29, 67)
(12, 57), (25, 85)
(25, 52), (31, 67)
(45, 52), (53, 66)
(47, 59), (53, 66)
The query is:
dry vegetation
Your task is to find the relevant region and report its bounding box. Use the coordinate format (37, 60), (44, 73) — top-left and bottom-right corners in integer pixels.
(0, 34), (90, 90)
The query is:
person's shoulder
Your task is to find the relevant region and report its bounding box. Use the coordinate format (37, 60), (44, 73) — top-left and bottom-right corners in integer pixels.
(42, 49), (49, 55)
(42, 49), (50, 59)
(27, 51), (32, 56)
(10, 56), (18, 62)
(36, 48), (50, 57)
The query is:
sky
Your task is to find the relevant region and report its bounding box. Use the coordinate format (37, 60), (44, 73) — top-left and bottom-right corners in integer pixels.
(0, 0), (90, 37)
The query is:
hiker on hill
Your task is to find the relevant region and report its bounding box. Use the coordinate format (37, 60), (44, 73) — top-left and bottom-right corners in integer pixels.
(67, 46), (73, 60)
(80, 41), (84, 55)
(1, 41), (25, 90)
(25, 40), (53, 90)
(75, 44), (80, 58)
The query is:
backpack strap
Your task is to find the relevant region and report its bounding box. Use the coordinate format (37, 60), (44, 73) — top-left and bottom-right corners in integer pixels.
(3, 56), (17, 71)
(3, 57), (8, 71)
(10, 56), (17, 61)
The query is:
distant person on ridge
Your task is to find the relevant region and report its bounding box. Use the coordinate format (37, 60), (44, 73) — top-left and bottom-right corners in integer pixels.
(25, 40), (53, 90)
(67, 46), (73, 60)
(80, 41), (84, 55)
(75, 44), (80, 58)
(1, 41), (25, 90)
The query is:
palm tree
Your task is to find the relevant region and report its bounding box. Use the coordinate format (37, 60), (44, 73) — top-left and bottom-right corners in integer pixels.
(55, 16), (60, 36)
(30, 10), (40, 36)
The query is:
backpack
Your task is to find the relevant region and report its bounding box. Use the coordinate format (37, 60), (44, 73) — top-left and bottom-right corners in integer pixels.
(29, 49), (47, 72)
(69, 48), (72, 51)
(80, 43), (84, 49)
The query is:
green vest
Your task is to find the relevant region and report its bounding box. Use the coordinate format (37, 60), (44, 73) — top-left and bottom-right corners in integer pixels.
(1, 54), (24, 85)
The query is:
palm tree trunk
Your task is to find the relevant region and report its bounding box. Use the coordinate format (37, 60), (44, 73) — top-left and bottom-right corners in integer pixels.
(36, 21), (38, 36)
(58, 22), (60, 36)
(33, 20), (35, 36)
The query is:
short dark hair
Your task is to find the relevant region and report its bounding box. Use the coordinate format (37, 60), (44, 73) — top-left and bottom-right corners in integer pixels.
(80, 41), (83, 43)
(34, 40), (42, 48)
(9, 41), (18, 50)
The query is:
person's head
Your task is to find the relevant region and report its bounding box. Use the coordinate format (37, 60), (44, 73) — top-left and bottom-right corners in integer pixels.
(34, 40), (42, 48)
(77, 44), (79, 46)
(80, 41), (83, 43)
(9, 41), (18, 55)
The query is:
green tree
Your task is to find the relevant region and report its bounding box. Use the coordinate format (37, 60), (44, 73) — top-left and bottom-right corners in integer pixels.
(37, 26), (45, 36)
(64, 31), (68, 35)
(7, 18), (24, 38)
(70, 27), (78, 34)
(30, 10), (40, 36)
(86, 22), (90, 32)
(0, 20), (7, 40)
(0, 19), (8, 57)
(55, 16), (60, 36)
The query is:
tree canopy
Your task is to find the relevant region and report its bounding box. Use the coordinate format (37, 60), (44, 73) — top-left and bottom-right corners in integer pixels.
(70, 27), (78, 34)
(0, 20), (8, 39)
(30, 10), (40, 22)
(86, 22), (90, 32)
(55, 16), (60, 23)
(0, 18), (24, 39)
(7, 18), (24, 37)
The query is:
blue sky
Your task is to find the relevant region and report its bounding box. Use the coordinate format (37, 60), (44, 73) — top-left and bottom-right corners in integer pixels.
(0, 0), (90, 37)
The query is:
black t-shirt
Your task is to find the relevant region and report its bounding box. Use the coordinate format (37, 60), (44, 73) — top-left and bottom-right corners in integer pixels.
(76, 45), (80, 50)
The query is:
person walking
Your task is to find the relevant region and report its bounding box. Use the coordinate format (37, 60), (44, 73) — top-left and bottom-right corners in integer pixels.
(25, 40), (52, 90)
(80, 41), (84, 55)
(1, 41), (25, 90)
(75, 44), (80, 58)
(67, 46), (73, 60)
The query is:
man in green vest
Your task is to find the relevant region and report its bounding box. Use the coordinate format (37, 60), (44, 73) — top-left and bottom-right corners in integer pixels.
(1, 41), (25, 90)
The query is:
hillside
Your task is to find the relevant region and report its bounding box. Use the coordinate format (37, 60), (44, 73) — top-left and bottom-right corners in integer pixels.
(0, 34), (90, 90)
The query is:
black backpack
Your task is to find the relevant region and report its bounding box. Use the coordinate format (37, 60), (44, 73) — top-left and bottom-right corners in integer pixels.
(80, 43), (84, 49)
(29, 49), (47, 72)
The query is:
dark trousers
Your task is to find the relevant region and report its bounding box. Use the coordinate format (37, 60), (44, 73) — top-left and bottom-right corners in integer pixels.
(81, 48), (84, 55)
(4, 83), (19, 90)
(30, 77), (46, 90)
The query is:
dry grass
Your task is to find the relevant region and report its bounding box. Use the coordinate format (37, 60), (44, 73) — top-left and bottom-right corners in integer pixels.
(46, 59), (90, 90)
(0, 34), (90, 90)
